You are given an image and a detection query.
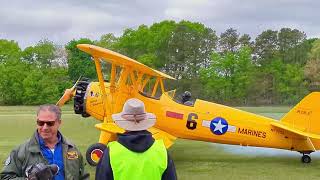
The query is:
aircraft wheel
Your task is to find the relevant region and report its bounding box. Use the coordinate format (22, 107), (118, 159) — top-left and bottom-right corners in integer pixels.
(301, 154), (311, 163)
(86, 143), (106, 166)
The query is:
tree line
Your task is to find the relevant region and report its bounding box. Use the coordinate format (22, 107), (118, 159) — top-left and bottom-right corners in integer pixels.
(0, 20), (319, 106)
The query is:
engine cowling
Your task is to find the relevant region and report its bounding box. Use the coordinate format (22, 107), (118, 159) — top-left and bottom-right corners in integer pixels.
(74, 79), (90, 117)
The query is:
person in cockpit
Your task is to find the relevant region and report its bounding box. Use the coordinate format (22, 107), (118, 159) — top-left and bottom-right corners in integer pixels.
(181, 91), (193, 106)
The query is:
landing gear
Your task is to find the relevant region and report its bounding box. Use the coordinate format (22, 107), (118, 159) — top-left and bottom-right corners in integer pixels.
(301, 154), (311, 163)
(86, 143), (106, 166)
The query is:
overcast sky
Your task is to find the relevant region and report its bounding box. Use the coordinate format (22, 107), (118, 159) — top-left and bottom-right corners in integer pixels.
(0, 0), (319, 48)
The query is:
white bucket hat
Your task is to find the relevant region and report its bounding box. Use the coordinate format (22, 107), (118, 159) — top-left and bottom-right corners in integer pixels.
(112, 98), (156, 131)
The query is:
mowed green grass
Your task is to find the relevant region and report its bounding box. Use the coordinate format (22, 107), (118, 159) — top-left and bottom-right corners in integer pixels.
(1, 105), (320, 180)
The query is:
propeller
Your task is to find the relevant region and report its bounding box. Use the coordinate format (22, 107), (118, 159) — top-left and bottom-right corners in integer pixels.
(56, 77), (81, 107)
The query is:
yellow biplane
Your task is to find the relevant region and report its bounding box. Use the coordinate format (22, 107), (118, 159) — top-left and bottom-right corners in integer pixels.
(57, 44), (320, 165)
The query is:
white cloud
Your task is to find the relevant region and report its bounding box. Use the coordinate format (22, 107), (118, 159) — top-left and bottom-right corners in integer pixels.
(0, 0), (319, 48)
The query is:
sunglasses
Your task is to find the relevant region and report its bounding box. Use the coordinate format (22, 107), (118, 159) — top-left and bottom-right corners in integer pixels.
(36, 120), (56, 127)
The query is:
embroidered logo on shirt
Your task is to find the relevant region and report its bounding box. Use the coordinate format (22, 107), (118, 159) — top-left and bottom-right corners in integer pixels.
(66, 151), (78, 159)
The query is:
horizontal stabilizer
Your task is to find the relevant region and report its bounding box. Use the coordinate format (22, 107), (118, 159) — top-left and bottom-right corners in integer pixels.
(271, 122), (320, 139)
(148, 127), (177, 148)
(95, 122), (125, 134)
(95, 122), (177, 148)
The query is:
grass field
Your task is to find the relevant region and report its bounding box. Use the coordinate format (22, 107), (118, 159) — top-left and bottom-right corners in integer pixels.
(1, 105), (320, 180)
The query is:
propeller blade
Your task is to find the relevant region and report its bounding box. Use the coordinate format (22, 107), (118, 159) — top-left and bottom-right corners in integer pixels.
(56, 88), (75, 107)
(56, 77), (81, 107)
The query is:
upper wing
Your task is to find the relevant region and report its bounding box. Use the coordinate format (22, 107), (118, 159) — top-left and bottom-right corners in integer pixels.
(77, 44), (175, 80)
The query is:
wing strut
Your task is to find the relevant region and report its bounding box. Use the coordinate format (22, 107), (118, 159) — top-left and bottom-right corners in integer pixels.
(93, 57), (109, 121)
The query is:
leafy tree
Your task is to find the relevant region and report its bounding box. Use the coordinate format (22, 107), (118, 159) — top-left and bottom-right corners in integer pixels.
(22, 68), (46, 105)
(44, 68), (72, 95)
(255, 58), (284, 104)
(0, 40), (31, 105)
(96, 33), (118, 50)
(309, 39), (320, 59)
(166, 21), (217, 78)
(0, 39), (21, 63)
(278, 64), (307, 104)
(22, 67), (71, 105)
(164, 21), (217, 98)
(137, 53), (157, 67)
(0, 60), (29, 105)
(0, 23), (316, 106)
(239, 34), (253, 50)
(278, 28), (306, 63)
(304, 39), (320, 91)
(115, 20), (217, 98)
(116, 25), (152, 59)
(22, 39), (55, 68)
(65, 38), (97, 81)
(251, 58), (307, 105)
(147, 20), (178, 68)
(200, 46), (254, 104)
(116, 20), (217, 74)
(0, 39), (72, 105)
(254, 30), (279, 65)
(115, 21), (177, 69)
(286, 38), (315, 65)
(218, 28), (239, 53)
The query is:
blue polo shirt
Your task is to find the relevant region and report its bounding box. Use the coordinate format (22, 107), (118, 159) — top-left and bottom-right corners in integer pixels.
(38, 132), (65, 180)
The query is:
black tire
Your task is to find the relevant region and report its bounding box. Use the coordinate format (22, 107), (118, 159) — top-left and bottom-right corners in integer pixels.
(301, 154), (311, 163)
(86, 143), (106, 166)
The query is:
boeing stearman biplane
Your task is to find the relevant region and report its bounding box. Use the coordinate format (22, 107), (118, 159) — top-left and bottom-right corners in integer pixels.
(57, 44), (320, 166)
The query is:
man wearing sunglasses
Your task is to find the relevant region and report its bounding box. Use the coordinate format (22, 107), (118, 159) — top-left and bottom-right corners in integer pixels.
(1, 104), (89, 180)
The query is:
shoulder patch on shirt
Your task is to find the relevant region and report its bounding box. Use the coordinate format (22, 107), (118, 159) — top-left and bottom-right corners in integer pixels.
(4, 156), (10, 166)
(67, 151), (78, 159)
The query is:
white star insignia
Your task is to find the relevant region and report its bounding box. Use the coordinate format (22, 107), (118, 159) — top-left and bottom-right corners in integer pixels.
(212, 120), (227, 133)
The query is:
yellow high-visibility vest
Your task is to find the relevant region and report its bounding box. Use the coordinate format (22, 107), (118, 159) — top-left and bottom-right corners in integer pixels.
(108, 140), (167, 180)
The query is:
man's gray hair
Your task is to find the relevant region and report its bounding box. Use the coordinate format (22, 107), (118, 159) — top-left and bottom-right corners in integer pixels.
(37, 104), (62, 120)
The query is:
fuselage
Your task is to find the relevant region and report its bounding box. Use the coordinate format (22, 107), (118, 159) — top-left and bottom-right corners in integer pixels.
(139, 92), (298, 151)
(83, 82), (311, 152)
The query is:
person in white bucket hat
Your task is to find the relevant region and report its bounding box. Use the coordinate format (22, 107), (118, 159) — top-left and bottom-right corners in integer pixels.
(96, 98), (177, 180)
(112, 98), (157, 131)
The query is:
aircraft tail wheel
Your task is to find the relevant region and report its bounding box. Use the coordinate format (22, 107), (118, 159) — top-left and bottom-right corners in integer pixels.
(86, 143), (106, 166)
(301, 154), (311, 163)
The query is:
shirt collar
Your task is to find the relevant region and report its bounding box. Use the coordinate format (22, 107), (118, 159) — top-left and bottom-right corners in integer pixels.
(37, 131), (62, 148)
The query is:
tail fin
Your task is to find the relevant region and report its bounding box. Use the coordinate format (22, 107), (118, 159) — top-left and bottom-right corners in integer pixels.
(280, 92), (320, 135)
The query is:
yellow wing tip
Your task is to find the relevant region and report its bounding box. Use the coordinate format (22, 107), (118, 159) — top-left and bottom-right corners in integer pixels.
(77, 44), (94, 54)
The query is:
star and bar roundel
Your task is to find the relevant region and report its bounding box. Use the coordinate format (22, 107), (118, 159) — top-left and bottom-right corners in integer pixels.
(210, 117), (228, 135)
